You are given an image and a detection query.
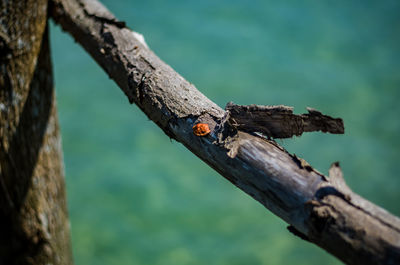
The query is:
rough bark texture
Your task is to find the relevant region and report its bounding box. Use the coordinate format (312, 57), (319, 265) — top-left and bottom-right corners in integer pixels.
(0, 0), (73, 264)
(225, 102), (344, 139)
(50, 0), (400, 264)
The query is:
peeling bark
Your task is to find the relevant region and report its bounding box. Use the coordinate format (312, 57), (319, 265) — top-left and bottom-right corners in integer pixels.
(49, 0), (400, 264)
(225, 102), (344, 139)
(0, 0), (73, 264)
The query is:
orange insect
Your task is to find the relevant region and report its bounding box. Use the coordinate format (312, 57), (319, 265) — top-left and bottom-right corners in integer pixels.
(192, 123), (211, 137)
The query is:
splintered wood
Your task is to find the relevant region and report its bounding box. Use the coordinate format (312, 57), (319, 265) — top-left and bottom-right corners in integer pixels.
(225, 102), (344, 139)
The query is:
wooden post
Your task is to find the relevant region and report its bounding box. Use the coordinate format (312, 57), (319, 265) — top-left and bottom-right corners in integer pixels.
(0, 0), (73, 264)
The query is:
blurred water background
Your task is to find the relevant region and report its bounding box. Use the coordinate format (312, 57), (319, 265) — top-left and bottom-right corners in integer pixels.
(49, 0), (400, 264)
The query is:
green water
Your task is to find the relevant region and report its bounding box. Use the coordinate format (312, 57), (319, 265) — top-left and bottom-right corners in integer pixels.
(50, 0), (400, 264)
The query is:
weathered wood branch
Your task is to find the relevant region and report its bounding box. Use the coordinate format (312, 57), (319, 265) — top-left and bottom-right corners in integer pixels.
(49, 0), (400, 264)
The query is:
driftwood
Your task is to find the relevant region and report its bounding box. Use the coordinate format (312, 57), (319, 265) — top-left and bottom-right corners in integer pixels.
(50, 0), (400, 264)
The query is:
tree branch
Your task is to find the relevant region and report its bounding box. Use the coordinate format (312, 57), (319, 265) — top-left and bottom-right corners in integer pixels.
(49, 0), (400, 264)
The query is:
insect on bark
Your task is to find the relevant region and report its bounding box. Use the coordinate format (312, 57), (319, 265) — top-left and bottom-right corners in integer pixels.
(192, 123), (211, 136)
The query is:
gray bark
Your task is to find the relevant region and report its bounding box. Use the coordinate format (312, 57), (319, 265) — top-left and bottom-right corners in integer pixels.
(225, 102), (344, 139)
(0, 0), (73, 264)
(49, 0), (400, 264)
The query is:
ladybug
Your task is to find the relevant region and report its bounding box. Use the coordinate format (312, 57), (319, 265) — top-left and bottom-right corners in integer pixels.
(192, 123), (211, 137)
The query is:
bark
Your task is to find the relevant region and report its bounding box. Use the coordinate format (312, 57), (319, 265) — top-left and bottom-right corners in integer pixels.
(49, 0), (400, 264)
(225, 102), (344, 139)
(0, 0), (73, 264)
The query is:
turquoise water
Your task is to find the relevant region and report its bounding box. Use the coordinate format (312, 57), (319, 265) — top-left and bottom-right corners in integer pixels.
(50, 0), (400, 264)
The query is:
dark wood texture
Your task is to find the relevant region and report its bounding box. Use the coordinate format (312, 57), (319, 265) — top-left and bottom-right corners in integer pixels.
(225, 102), (344, 138)
(50, 0), (400, 264)
(0, 0), (72, 264)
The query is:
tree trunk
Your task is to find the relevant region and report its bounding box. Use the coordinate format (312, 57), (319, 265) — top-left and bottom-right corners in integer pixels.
(49, 0), (400, 264)
(0, 0), (73, 264)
